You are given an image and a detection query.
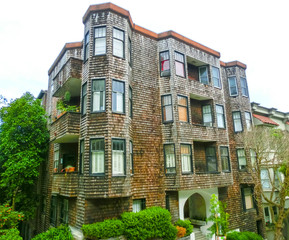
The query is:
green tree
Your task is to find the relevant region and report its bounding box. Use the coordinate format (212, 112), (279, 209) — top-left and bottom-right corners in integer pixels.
(0, 92), (49, 218)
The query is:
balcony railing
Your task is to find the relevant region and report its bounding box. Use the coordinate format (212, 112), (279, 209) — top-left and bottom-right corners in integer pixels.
(52, 172), (78, 197)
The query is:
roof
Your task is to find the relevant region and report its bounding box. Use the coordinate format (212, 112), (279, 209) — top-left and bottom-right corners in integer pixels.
(220, 60), (247, 69)
(252, 114), (279, 126)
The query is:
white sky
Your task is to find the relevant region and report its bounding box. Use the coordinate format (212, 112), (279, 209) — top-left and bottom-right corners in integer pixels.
(0, 0), (288, 112)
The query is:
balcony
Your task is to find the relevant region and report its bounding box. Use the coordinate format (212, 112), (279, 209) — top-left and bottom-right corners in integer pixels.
(52, 57), (82, 97)
(50, 112), (80, 143)
(52, 172), (78, 197)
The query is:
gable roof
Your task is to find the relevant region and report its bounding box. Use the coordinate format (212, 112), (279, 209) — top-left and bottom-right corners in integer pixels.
(252, 114), (279, 126)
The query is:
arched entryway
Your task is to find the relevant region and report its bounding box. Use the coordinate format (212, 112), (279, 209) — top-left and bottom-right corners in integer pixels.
(184, 193), (206, 221)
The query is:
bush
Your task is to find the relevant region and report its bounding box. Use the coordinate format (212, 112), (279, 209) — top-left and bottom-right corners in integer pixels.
(175, 219), (193, 237)
(82, 219), (125, 240)
(176, 226), (186, 238)
(122, 206), (177, 240)
(0, 204), (24, 229)
(31, 225), (73, 240)
(0, 228), (22, 240)
(227, 231), (263, 240)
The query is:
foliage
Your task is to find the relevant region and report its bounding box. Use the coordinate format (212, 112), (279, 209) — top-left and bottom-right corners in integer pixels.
(174, 219), (193, 236)
(31, 225), (73, 240)
(0, 228), (22, 240)
(56, 91), (78, 114)
(207, 194), (229, 237)
(176, 226), (186, 238)
(121, 206), (177, 240)
(0, 92), (49, 217)
(82, 219), (125, 239)
(0, 204), (24, 229)
(227, 231), (263, 240)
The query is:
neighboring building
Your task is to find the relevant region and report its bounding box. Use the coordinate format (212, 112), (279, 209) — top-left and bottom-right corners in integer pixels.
(251, 103), (289, 240)
(35, 3), (266, 238)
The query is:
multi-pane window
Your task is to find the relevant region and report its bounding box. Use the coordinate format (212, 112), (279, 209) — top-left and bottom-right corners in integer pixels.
(220, 146), (230, 172)
(199, 66), (209, 85)
(113, 28), (124, 58)
(206, 147), (217, 172)
(228, 77), (238, 96)
(112, 139), (125, 175)
(129, 86), (132, 118)
(94, 27), (106, 55)
(164, 144), (176, 174)
(232, 111), (243, 132)
(130, 141), (133, 174)
(60, 199), (69, 224)
(240, 77), (249, 97)
(175, 52), (185, 77)
(237, 149), (247, 170)
(92, 79), (105, 112)
(112, 80), (125, 113)
(84, 31), (89, 61)
(79, 140), (84, 174)
(245, 112), (252, 130)
(261, 169), (270, 189)
(216, 105), (225, 128)
(161, 95), (173, 123)
(81, 83), (87, 115)
(128, 37), (132, 65)
(212, 67), (221, 88)
(90, 139), (105, 174)
(181, 144), (192, 173)
(133, 199), (146, 213)
(160, 51), (170, 76)
(54, 149), (59, 172)
(178, 95), (188, 122)
(202, 105), (213, 127)
(242, 187), (255, 210)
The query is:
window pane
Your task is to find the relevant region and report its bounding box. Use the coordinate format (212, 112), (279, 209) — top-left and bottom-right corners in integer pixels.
(175, 52), (184, 62)
(220, 147), (230, 171)
(113, 28), (124, 40)
(240, 77), (248, 96)
(112, 140), (125, 175)
(244, 188), (254, 209)
(228, 77), (238, 96)
(91, 139), (105, 174)
(206, 147), (217, 172)
(233, 112), (242, 132)
(199, 67), (209, 84)
(113, 39), (124, 58)
(162, 95), (173, 122)
(178, 96), (188, 122)
(216, 105), (225, 128)
(245, 112), (252, 130)
(165, 144), (175, 173)
(95, 27), (106, 37)
(112, 81), (124, 113)
(261, 169), (270, 189)
(94, 38), (106, 55)
(203, 105), (212, 126)
(175, 61), (185, 77)
(237, 149), (247, 170)
(212, 67), (220, 87)
(181, 145), (191, 172)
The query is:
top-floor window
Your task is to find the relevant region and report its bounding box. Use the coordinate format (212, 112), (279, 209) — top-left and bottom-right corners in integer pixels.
(81, 83), (87, 115)
(199, 66), (209, 85)
(228, 77), (238, 96)
(128, 37), (132, 65)
(212, 67), (221, 88)
(84, 31), (89, 61)
(160, 51), (170, 77)
(240, 77), (249, 97)
(94, 27), (106, 55)
(175, 52), (185, 77)
(113, 28), (124, 58)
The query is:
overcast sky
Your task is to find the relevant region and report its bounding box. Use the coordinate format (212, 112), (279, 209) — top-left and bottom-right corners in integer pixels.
(0, 0), (288, 112)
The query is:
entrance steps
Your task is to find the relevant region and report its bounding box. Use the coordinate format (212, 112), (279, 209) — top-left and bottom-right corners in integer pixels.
(194, 227), (207, 240)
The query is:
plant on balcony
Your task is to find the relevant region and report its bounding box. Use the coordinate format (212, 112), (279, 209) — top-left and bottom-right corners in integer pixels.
(56, 91), (79, 116)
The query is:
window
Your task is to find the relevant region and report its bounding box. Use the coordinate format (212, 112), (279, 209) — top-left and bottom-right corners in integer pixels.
(50, 196), (57, 226)
(237, 149), (247, 170)
(264, 206), (278, 224)
(165, 195), (170, 211)
(261, 169), (270, 189)
(79, 140), (84, 174)
(216, 105), (225, 128)
(175, 52), (185, 77)
(60, 199), (69, 224)
(94, 27), (106, 55)
(232, 111), (243, 132)
(84, 31), (89, 61)
(181, 144), (192, 173)
(112, 80), (125, 113)
(54, 149), (59, 172)
(199, 66), (209, 84)
(133, 199), (146, 213)
(130, 141), (133, 174)
(228, 77), (238, 96)
(241, 187), (255, 210)
(129, 86), (132, 118)
(220, 146), (230, 172)
(160, 51), (170, 76)
(206, 147), (217, 172)
(250, 149), (257, 169)
(112, 139), (125, 175)
(161, 95), (173, 123)
(92, 79), (105, 112)
(212, 67), (221, 88)
(113, 28), (124, 58)
(90, 139), (105, 175)
(240, 77), (249, 97)
(178, 95), (188, 122)
(164, 144), (176, 174)
(128, 37), (132, 65)
(81, 83), (87, 115)
(245, 112), (252, 130)
(202, 105), (213, 127)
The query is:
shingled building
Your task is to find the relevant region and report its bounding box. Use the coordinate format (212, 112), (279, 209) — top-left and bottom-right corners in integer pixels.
(37, 2), (266, 238)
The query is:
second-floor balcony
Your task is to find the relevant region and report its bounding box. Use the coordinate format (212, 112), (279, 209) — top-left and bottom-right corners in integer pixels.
(52, 172), (78, 197)
(50, 112), (81, 143)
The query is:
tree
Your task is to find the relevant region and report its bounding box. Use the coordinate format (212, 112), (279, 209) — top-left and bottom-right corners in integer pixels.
(0, 92), (49, 218)
(240, 127), (289, 240)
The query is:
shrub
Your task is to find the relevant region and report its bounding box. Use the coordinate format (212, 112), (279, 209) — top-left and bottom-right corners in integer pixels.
(122, 206), (177, 240)
(0, 204), (24, 229)
(82, 219), (125, 240)
(0, 228), (22, 240)
(227, 231), (263, 240)
(176, 226), (186, 238)
(175, 219), (193, 236)
(31, 225), (73, 240)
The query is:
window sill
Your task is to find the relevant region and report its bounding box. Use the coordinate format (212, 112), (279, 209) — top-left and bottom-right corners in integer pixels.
(112, 174), (126, 177)
(163, 121), (174, 124)
(91, 110), (106, 114)
(90, 173), (105, 177)
(113, 55), (125, 60)
(182, 172), (194, 175)
(112, 111), (125, 115)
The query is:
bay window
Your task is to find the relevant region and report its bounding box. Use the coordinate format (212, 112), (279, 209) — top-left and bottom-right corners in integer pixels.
(175, 52), (185, 77)
(112, 80), (125, 113)
(160, 51), (170, 76)
(240, 77), (249, 97)
(113, 28), (124, 58)
(112, 139), (125, 175)
(92, 79), (105, 112)
(94, 27), (106, 55)
(212, 66), (221, 88)
(90, 139), (105, 175)
(161, 95), (173, 123)
(228, 77), (238, 96)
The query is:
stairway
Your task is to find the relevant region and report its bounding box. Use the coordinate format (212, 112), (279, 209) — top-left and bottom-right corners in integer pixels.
(194, 228), (207, 240)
